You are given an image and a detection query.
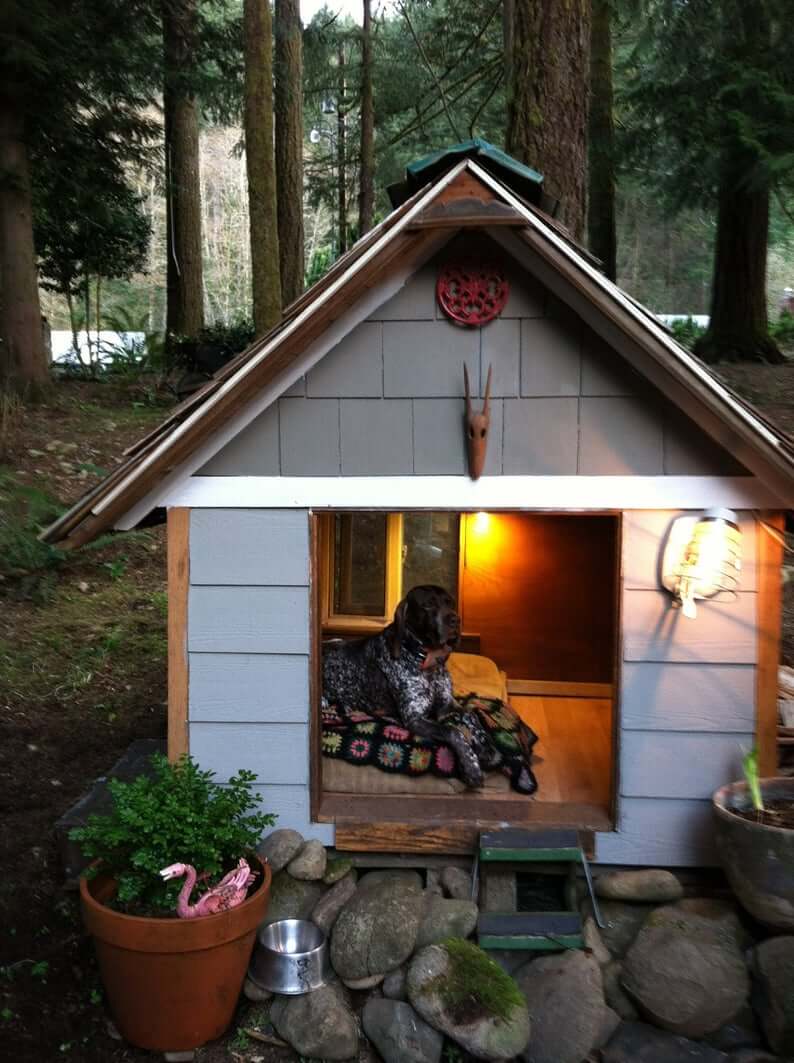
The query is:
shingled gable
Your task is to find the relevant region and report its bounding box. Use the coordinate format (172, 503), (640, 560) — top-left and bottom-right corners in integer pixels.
(42, 155), (794, 548)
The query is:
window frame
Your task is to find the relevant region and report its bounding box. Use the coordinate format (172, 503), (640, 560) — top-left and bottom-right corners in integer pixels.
(319, 511), (462, 635)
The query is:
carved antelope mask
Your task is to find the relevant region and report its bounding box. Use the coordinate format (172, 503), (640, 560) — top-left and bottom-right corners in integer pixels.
(464, 363), (492, 480)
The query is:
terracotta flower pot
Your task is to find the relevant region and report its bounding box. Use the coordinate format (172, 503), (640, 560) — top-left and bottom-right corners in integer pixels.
(80, 856), (271, 1052)
(713, 778), (794, 931)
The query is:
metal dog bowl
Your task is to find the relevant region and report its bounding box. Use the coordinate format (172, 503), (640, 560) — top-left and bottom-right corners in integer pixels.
(248, 919), (331, 995)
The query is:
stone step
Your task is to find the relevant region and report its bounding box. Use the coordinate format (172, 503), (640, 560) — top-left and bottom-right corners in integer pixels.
(478, 911), (584, 951)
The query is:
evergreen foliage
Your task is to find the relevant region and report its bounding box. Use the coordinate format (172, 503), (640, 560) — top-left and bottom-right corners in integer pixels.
(70, 753), (275, 913)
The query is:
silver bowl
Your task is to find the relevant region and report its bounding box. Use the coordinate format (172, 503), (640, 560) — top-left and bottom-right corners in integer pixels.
(248, 919), (331, 995)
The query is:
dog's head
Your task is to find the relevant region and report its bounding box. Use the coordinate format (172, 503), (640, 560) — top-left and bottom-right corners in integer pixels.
(388, 584), (461, 660)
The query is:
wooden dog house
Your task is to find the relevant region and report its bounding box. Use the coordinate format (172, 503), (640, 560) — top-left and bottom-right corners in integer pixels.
(44, 144), (794, 866)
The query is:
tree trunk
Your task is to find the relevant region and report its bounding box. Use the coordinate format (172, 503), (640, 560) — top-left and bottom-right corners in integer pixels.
(337, 45), (348, 256)
(0, 99), (48, 396)
(162, 0), (205, 341)
(694, 161), (782, 364)
(244, 0), (282, 335)
(358, 0), (375, 236)
(506, 0), (591, 242)
(587, 0), (616, 279)
(274, 0), (304, 307)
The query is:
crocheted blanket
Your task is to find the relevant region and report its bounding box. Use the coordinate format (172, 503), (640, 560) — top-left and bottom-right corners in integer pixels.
(321, 694), (538, 794)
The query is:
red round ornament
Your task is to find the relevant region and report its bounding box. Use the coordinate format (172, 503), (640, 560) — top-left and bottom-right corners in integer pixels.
(436, 262), (509, 326)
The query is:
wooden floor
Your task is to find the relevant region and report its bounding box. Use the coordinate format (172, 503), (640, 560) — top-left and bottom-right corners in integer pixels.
(510, 695), (613, 808)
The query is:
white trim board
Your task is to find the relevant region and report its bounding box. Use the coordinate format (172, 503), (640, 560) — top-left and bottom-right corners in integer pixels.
(156, 475), (784, 512)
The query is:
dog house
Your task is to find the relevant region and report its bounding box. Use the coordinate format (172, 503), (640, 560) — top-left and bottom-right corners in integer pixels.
(44, 143), (794, 866)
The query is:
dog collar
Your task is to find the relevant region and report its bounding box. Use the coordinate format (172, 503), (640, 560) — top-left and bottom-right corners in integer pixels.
(402, 628), (429, 664)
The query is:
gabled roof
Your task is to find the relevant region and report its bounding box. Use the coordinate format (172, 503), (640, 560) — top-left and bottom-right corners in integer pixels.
(42, 155), (794, 547)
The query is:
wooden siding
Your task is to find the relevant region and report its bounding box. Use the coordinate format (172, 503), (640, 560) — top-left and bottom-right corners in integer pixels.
(187, 509), (333, 843)
(200, 245), (744, 479)
(596, 509), (759, 866)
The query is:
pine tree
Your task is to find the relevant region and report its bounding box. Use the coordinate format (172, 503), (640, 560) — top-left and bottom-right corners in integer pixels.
(358, 0), (375, 236)
(274, 0), (305, 306)
(244, 0), (281, 334)
(621, 0), (792, 362)
(163, 0), (206, 341)
(587, 0), (616, 279)
(506, 0), (591, 241)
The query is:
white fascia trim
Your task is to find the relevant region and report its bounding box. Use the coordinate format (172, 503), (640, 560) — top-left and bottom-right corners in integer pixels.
(465, 160), (783, 453)
(94, 159), (469, 518)
(157, 475), (786, 512)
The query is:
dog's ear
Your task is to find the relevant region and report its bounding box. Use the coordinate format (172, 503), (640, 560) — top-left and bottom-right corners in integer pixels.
(388, 598), (408, 659)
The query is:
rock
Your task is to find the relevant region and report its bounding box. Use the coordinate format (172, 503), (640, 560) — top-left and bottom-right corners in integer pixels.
(752, 936), (794, 1055)
(407, 942), (530, 1061)
(257, 829), (305, 873)
(425, 869), (443, 896)
(324, 857), (353, 884)
(586, 900), (656, 956)
(359, 869), (424, 892)
(415, 895), (478, 948)
(343, 973), (385, 990)
(287, 838), (327, 881)
(363, 998), (443, 1063)
(726, 1051), (780, 1063)
(677, 898), (751, 949)
(603, 961), (639, 1021)
(261, 869), (326, 927)
(597, 1007), (622, 1049)
(583, 914), (612, 965)
(602, 1021), (729, 1062)
(243, 976), (273, 1002)
(441, 866), (472, 901)
(270, 980), (358, 1061)
(703, 1008), (762, 1053)
(515, 949), (606, 1063)
(311, 871), (357, 935)
(383, 965), (408, 1001)
(596, 869), (684, 904)
(622, 903), (750, 1037)
(331, 875), (424, 981)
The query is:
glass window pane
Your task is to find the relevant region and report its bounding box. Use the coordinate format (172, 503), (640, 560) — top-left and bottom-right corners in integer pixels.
(402, 513), (460, 600)
(333, 513), (387, 615)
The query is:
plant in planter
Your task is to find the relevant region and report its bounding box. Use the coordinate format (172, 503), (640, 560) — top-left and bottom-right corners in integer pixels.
(70, 754), (276, 1053)
(713, 746), (794, 930)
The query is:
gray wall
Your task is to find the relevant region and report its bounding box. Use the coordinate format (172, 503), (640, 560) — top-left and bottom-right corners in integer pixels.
(596, 510), (757, 866)
(187, 508), (333, 844)
(200, 255), (744, 478)
(185, 507), (759, 864)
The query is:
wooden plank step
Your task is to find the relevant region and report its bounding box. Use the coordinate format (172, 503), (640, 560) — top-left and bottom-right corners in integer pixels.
(480, 828), (581, 862)
(478, 911), (583, 951)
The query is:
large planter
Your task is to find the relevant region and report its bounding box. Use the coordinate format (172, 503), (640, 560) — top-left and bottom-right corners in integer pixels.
(713, 778), (794, 930)
(80, 856), (271, 1052)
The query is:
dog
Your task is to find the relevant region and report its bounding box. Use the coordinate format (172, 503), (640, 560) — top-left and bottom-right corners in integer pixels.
(322, 585), (489, 787)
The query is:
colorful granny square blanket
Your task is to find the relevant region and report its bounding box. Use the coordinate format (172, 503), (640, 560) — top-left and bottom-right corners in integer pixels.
(321, 694), (538, 794)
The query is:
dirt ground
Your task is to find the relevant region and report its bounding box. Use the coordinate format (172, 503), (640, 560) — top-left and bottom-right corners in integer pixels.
(2, 365), (794, 1062)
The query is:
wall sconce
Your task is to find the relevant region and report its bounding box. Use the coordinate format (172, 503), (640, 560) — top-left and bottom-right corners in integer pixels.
(661, 508), (742, 619)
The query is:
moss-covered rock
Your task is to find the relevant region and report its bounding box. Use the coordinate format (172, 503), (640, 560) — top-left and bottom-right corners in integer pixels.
(407, 940), (530, 1061)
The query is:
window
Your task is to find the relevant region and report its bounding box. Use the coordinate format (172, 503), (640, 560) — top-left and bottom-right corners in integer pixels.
(321, 512), (460, 630)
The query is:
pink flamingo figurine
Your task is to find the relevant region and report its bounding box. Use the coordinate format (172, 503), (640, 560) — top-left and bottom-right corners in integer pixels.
(159, 858), (257, 918)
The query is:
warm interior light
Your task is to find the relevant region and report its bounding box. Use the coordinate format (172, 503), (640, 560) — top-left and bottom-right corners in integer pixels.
(661, 508), (742, 619)
(472, 511), (491, 535)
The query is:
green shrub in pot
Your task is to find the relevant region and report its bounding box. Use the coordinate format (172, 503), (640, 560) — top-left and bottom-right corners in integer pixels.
(70, 753), (276, 915)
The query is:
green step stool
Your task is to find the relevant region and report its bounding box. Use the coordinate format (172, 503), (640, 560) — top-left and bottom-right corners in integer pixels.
(476, 828), (604, 952)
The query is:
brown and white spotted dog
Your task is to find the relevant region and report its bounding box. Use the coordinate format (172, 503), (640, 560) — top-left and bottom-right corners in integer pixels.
(322, 585), (490, 787)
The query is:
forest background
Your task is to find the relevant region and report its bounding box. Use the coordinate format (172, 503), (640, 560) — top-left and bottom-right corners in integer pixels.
(3, 0), (794, 393)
